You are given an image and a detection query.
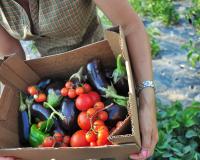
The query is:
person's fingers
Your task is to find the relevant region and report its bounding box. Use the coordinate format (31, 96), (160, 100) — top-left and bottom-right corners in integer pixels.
(0, 157), (15, 160)
(129, 152), (144, 159)
(149, 128), (159, 157)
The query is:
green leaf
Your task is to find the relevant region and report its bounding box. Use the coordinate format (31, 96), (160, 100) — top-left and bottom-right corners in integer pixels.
(185, 130), (198, 138)
(166, 120), (180, 133)
(183, 146), (192, 154)
(38, 121), (47, 132)
(162, 152), (173, 158)
(169, 158), (180, 160)
(166, 107), (177, 117)
(190, 101), (200, 107)
(185, 119), (196, 127)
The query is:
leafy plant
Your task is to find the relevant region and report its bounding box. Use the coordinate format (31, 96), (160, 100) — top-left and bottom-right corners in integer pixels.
(129, 0), (179, 25)
(151, 101), (200, 160)
(186, 0), (200, 34)
(182, 40), (200, 67)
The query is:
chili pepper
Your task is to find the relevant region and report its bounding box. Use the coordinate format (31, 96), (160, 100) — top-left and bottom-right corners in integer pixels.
(29, 124), (49, 147)
(18, 92), (30, 146)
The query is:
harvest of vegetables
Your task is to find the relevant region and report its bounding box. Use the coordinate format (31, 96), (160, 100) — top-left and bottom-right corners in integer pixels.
(18, 55), (129, 148)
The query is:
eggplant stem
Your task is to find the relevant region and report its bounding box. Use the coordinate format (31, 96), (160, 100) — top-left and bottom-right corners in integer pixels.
(44, 102), (65, 120)
(45, 112), (55, 132)
(19, 92), (27, 112)
(101, 85), (128, 100)
(25, 98), (34, 125)
(69, 66), (84, 82)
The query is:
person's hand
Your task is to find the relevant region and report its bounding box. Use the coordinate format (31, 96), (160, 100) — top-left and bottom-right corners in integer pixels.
(130, 88), (158, 160)
(0, 157), (15, 160)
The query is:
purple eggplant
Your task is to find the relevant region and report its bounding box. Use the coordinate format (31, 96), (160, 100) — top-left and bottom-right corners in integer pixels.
(114, 78), (129, 96)
(45, 79), (64, 95)
(105, 103), (128, 128)
(53, 118), (65, 135)
(59, 98), (79, 134)
(18, 93), (30, 146)
(18, 111), (30, 146)
(86, 59), (109, 95)
(37, 78), (52, 90)
(104, 68), (114, 82)
(31, 103), (51, 121)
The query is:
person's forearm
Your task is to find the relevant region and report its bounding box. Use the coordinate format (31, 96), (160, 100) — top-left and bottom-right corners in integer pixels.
(122, 18), (153, 84)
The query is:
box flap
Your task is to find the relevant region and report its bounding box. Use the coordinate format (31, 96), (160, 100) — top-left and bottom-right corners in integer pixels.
(105, 27), (141, 147)
(0, 86), (16, 120)
(0, 54), (40, 91)
(25, 40), (115, 78)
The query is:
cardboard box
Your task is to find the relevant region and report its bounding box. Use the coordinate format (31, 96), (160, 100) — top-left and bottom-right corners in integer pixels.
(0, 27), (141, 160)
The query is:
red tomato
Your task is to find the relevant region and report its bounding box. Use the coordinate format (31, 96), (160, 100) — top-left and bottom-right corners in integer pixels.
(88, 91), (101, 105)
(97, 111), (108, 121)
(94, 102), (105, 111)
(27, 86), (38, 96)
(106, 141), (113, 145)
(97, 127), (109, 146)
(83, 83), (92, 93)
(53, 132), (63, 143)
(43, 136), (55, 147)
(85, 130), (97, 143)
(34, 93), (47, 103)
(93, 120), (105, 132)
(65, 81), (73, 89)
(90, 141), (97, 147)
(68, 89), (77, 99)
(70, 130), (89, 147)
(78, 112), (91, 130)
(61, 87), (68, 97)
(75, 87), (85, 95)
(75, 94), (93, 111)
(86, 108), (97, 118)
(116, 121), (124, 129)
(97, 126), (109, 132)
(63, 136), (71, 145)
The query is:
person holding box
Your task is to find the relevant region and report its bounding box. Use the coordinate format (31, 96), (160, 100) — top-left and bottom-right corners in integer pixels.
(0, 0), (158, 159)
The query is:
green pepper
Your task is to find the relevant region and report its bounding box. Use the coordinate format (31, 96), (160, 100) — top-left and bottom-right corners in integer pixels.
(29, 124), (49, 147)
(112, 54), (127, 84)
(45, 89), (63, 108)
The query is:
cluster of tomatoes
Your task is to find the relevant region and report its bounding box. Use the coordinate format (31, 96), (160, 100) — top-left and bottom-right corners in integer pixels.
(41, 133), (71, 148)
(27, 86), (47, 103)
(61, 81), (111, 147)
